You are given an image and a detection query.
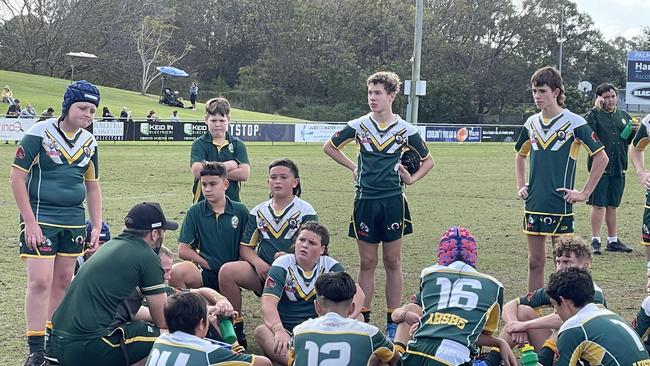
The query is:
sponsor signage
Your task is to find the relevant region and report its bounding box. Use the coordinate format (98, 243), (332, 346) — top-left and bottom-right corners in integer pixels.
(626, 50), (650, 105)
(92, 121), (124, 140)
(480, 126), (522, 142)
(294, 123), (342, 142)
(0, 117), (36, 141)
(425, 126), (482, 142)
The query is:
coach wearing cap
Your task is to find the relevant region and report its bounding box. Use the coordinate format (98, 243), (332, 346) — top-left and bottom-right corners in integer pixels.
(51, 202), (178, 366)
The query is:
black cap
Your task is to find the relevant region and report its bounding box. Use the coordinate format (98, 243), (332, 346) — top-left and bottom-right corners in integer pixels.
(124, 202), (178, 231)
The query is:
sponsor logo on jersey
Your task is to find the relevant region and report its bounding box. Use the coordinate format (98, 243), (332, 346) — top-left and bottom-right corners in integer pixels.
(38, 237), (54, 253)
(591, 131), (600, 142)
(257, 218), (268, 232)
(388, 222), (401, 231)
(47, 140), (61, 158)
(231, 216), (239, 229)
(395, 134), (405, 145)
(357, 222), (370, 238)
(285, 278), (296, 294)
(289, 219), (298, 229)
(424, 312), (468, 329)
(74, 236), (84, 246)
(557, 130), (566, 141)
(15, 146), (25, 159)
(228, 144), (234, 153)
(542, 216), (555, 225)
(83, 146), (91, 158)
(265, 276), (277, 289)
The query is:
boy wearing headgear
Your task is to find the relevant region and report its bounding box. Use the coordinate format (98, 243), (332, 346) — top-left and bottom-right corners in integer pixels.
(10, 80), (103, 366)
(398, 227), (516, 366)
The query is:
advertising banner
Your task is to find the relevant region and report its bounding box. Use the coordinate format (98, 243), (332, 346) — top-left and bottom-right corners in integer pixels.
(480, 126), (522, 142)
(425, 126), (482, 142)
(0, 117), (36, 141)
(92, 121), (125, 141)
(626, 50), (650, 105)
(294, 123), (343, 142)
(123, 122), (295, 142)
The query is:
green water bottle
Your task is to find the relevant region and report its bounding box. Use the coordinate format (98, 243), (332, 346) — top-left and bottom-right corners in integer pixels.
(218, 317), (237, 344)
(520, 343), (539, 366)
(621, 119), (634, 139)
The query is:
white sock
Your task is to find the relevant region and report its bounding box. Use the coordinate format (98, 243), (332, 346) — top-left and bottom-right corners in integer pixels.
(592, 237), (601, 243)
(608, 236), (618, 243)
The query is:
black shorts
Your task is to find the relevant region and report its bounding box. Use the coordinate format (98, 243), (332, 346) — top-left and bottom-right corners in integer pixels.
(348, 194), (413, 243)
(523, 213), (573, 236)
(587, 174), (625, 207)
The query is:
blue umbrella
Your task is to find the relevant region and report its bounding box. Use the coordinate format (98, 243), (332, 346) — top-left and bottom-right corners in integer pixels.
(156, 66), (189, 97)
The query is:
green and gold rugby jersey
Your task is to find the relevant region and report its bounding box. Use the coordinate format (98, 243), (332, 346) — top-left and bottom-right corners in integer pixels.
(190, 131), (249, 203)
(518, 281), (607, 309)
(241, 196), (317, 265)
(329, 113), (430, 200)
(12, 119), (99, 227)
(289, 312), (395, 366)
(409, 261), (503, 359)
(52, 232), (166, 340)
(635, 296), (650, 352)
(263, 254), (344, 329)
(515, 110), (604, 215)
(146, 331), (255, 366)
(557, 303), (650, 366)
(632, 118), (650, 208)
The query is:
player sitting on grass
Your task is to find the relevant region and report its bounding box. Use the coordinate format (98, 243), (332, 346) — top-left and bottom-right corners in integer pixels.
(219, 158), (317, 348)
(633, 261), (650, 353)
(170, 161), (249, 295)
(398, 227), (517, 366)
(254, 221), (364, 366)
(145, 292), (271, 366)
(480, 235), (606, 366)
(538, 267), (650, 365)
(289, 271), (398, 366)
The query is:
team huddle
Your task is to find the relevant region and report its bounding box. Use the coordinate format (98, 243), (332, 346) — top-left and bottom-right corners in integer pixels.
(10, 69), (650, 366)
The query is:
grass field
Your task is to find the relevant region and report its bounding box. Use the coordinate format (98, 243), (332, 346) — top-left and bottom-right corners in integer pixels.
(0, 141), (648, 363)
(0, 70), (302, 122)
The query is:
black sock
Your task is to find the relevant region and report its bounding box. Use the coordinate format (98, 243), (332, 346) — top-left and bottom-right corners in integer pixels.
(387, 309), (395, 326)
(483, 349), (502, 366)
(28, 335), (44, 354)
(361, 309), (371, 323)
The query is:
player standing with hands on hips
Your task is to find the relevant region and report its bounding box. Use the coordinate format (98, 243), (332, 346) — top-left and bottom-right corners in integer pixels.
(10, 80), (103, 366)
(584, 83), (636, 254)
(515, 66), (608, 293)
(323, 71), (434, 340)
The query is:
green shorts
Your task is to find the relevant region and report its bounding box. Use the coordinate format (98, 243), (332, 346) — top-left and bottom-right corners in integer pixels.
(587, 174), (625, 208)
(19, 224), (86, 259)
(642, 207), (650, 246)
(523, 213), (573, 236)
(201, 266), (220, 292)
(402, 339), (472, 366)
(52, 321), (160, 366)
(348, 194), (413, 243)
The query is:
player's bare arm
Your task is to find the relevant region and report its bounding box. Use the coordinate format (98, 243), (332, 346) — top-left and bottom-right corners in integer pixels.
(240, 244), (270, 281)
(85, 180), (103, 250)
(557, 149), (608, 203)
(398, 154), (434, 185)
(515, 154), (528, 199)
(145, 293), (168, 330)
(223, 161), (250, 182)
(323, 140), (357, 179)
(178, 242), (211, 269)
(261, 295), (291, 358)
(10, 167), (42, 249)
(509, 313), (562, 332)
(630, 146), (650, 189)
(191, 161), (203, 178)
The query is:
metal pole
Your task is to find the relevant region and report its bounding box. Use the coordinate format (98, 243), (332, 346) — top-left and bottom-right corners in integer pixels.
(558, 4), (565, 73)
(407, 0), (424, 125)
(70, 64), (74, 83)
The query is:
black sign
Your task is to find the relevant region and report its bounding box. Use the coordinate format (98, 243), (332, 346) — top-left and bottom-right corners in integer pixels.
(480, 126), (523, 142)
(627, 60), (650, 82)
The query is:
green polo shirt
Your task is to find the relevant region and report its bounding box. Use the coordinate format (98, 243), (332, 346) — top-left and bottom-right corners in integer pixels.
(178, 198), (249, 275)
(585, 107), (633, 176)
(190, 131), (250, 202)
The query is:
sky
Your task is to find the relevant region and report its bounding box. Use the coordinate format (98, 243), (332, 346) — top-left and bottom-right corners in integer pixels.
(573, 0), (648, 40)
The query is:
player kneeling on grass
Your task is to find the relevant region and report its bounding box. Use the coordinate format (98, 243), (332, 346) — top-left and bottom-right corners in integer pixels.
(219, 158), (317, 348)
(481, 235), (606, 366)
(399, 227), (517, 366)
(537, 267), (650, 365)
(171, 161), (249, 294)
(289, 272), (398, 366)
(254, 221), (364, 366)
(145, 292), (271, 366)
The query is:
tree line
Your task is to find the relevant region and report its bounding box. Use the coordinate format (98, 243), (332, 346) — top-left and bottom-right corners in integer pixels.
(1, 0), (649, 122)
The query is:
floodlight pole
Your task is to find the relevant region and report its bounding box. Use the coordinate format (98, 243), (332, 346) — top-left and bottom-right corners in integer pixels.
(406, 0), (423, 125)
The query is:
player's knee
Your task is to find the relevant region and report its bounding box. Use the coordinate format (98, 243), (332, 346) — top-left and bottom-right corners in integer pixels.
(254, 324), (271, 345)
(359, 255), (378, 271)
(517, 305), (538, 321)
(382, 255), (401, 271)
(402, 303), (423, 316)
(527, 255), (545, 271)
(218, 262), (236, 283)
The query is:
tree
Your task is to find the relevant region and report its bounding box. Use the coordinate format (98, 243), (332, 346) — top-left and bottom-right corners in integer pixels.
(135, 15), (192, 95)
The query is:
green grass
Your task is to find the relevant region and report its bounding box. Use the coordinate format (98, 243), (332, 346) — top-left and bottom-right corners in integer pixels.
(0, 142), (648, 363)
(0, 69), (302, 122)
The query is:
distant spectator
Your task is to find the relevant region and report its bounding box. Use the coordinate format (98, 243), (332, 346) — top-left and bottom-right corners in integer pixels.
(6, 98), (21, 118)
(147, 110), (159, 123)
(38, 107), (55, 122)
(2, 85), (14, 104)
(102, 106), (114, 121)
(189, 82), (198, 110)
(170, 110), (180, 123)
(119, 107), (128, 122)
(20, 103), (37, 118)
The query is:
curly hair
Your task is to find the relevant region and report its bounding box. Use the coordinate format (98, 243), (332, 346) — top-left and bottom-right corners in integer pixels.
(367, 72), (401, 94)
(553, 235), (592, 261)
(547, 267), (594, 307)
